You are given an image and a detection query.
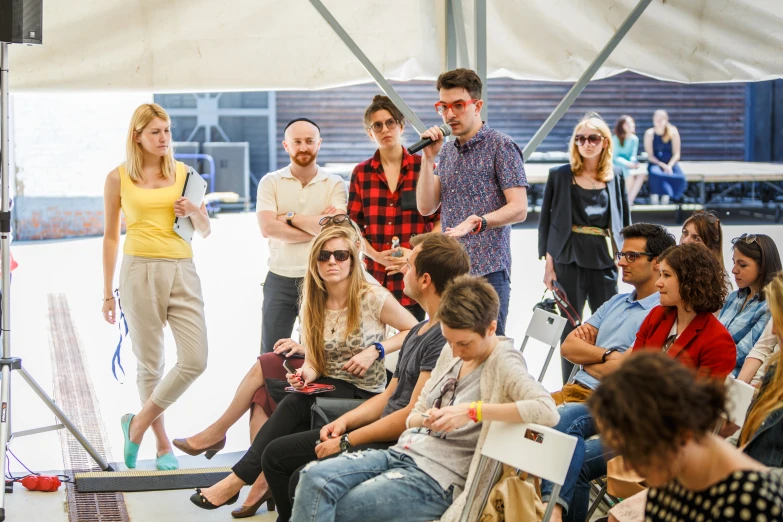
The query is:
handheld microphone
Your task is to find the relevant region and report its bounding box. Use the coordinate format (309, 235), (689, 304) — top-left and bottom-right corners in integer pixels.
(407, 124), (452, 155)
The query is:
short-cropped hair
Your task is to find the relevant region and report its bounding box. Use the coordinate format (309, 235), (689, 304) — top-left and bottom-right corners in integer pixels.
(436, 68), (483, 100)
(437, 275), (499, 336)
(620, 223), (676, 260)
(659, 243), (728, 313)
(411, 234), (471, 295)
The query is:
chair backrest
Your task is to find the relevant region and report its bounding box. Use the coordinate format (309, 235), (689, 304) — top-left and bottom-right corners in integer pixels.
(724, 376), (756, 427)
(481, 421), (577, 486)
(522, 308), (567, 349)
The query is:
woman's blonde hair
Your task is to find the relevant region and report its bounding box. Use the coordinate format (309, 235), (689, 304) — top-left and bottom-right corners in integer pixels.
(740, 272), (783, 446)
(301, 226), (369, 375)
(569, 113), (614, 182)
(125, 103), (176, 183)
(654, 109), (675, 144)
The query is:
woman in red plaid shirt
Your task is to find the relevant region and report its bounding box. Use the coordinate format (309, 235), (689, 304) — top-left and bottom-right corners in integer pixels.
(348, 96), (441, 321)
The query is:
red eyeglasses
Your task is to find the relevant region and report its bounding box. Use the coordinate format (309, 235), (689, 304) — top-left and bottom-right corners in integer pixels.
(434, 99), (479, 116)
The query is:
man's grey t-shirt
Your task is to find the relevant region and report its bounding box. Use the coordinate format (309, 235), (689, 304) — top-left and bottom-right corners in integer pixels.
(381, 320), (446, 417)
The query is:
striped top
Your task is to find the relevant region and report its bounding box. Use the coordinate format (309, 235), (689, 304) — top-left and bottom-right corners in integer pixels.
(119, 161), (192, 259)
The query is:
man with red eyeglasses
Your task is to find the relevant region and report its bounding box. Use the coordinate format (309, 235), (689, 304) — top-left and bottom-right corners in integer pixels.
(416, 68), (528, 335)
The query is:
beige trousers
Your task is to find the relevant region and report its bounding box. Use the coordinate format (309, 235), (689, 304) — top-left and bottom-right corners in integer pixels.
(119, 255), (208, 409)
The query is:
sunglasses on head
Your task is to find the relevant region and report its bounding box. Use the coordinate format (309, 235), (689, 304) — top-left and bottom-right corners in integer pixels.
(319, 214), (351, 227)
(574, 134), (604, 146)
(691, 209), (719, 224)
(317, 249), (351, 263)
(732, 233), (758, 245)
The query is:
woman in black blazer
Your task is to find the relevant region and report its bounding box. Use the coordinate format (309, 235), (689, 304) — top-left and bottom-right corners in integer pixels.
(538, 113), (631, 383)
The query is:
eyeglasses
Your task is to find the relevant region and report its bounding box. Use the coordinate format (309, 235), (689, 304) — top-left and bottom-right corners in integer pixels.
(732, 233), (758, 245)
(319, 214), (351, 227)
(434, 378), (457, 409)
(574, 134), (605, 146)
(434, 99), (479, 116)
(616, 251), (654, 263)
(691, 209), (719, 224)
(317, 249), (351, 263)
(368, 118), (399, 133)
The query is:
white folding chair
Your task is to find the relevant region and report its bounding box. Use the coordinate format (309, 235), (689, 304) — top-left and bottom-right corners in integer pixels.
(715, 375), (756, 433)
(519, 308), (568, 382)
(460, 422), (577, 522)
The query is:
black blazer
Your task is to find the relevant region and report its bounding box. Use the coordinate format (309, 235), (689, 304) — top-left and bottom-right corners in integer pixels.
(537, 164), (630, 260)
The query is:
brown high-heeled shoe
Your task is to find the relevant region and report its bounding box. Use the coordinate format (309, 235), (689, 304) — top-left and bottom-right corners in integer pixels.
(172, 436), (227, 459)
(231, 490), (275, 518)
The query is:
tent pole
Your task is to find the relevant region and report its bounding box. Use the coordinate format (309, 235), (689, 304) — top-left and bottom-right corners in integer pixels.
(309, 0), (426, 133)
(522, 0), (653, 159)
(446, 0), (457, 70)
(474, 0), (487, 120)
(450, 0), (470, 69)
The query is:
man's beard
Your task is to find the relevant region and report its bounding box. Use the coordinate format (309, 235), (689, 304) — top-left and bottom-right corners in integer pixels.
(291, 152), (316, 167)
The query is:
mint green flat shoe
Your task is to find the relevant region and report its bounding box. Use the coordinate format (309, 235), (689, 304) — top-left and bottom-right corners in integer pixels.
(156, 451), (179, 471)
(121, 413), (140, 469)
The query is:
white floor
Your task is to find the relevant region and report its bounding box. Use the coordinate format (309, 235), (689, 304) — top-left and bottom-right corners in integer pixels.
(5, 211), (782, 520)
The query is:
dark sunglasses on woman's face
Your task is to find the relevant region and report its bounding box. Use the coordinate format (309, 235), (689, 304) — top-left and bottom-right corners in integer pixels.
(319, 214), (351, 227)
(317, 249), (351, 263)
(574, 134), (604, 146)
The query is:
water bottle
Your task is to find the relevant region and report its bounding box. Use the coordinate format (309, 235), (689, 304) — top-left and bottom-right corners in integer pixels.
(391, 236), (403, 258)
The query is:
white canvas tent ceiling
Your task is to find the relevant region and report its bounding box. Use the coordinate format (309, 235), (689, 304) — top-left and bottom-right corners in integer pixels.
(9, 0), (783, 93)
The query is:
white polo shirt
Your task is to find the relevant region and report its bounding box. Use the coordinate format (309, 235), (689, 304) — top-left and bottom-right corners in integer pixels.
(256, 164), (347, 278)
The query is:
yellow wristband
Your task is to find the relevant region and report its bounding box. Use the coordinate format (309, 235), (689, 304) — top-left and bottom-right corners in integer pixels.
(477, 401), (483, 422)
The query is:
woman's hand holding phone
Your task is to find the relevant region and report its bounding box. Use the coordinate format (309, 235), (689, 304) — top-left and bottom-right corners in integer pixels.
(286, 369), (305, 389)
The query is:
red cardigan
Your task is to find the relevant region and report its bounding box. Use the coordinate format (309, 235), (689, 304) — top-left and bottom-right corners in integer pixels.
(632, 306), (736, 379)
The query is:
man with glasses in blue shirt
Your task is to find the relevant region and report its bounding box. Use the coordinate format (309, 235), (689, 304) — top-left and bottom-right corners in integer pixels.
(541, 223), (676, 522)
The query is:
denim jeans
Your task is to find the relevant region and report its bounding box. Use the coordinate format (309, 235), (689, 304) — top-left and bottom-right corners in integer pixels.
(483, 270), (510, 336)
(648, 163), (687, 200)
(540, 402), (611, 522)
(292, 449), (453, 522)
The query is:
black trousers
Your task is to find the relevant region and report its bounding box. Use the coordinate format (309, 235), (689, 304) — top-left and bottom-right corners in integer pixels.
(262, 429), (392, 522)
(554, 262), (618, 384)
(231, 378), (377, 485)
(261, 272), (303, 354)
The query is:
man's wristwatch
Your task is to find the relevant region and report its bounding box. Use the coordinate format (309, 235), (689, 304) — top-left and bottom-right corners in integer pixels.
(285, 212), (295, 226)
(339, 434), (353, 452)
(602, 347), (621, 363)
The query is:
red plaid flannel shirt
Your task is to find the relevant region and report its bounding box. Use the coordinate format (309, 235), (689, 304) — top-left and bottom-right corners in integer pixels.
(348, 147), (440, 307)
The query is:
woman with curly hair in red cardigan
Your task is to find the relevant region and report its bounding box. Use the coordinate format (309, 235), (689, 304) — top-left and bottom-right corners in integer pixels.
(631, 242), (736, 378)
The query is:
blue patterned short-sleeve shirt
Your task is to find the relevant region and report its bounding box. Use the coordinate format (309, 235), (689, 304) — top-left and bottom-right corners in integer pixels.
(437, 124), (528, 276)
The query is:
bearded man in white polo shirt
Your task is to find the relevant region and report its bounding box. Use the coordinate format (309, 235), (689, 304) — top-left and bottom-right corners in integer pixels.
(256, 118), (347, 353)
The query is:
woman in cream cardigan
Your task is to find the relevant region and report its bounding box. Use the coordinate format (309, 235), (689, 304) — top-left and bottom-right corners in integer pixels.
(291, 275), (559, 522)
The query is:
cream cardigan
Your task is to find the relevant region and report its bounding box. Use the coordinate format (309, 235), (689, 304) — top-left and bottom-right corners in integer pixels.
(406, 338), (560, 522)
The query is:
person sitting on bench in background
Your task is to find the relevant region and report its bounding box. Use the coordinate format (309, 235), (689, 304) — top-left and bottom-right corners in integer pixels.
(291, 275), (558, 522)
(258, 233), (470, 521)
(644, 109), (686, 205)
(185, 226), (417, 514)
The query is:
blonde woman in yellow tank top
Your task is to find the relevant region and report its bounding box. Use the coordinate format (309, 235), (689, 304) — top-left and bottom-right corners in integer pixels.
(101, 103), (211, 471)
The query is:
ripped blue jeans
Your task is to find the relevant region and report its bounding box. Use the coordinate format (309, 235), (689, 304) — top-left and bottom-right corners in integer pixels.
(291, 449), (453, 522)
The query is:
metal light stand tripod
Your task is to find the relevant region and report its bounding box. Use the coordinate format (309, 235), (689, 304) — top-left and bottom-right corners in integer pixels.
(0, 42), (112, 521)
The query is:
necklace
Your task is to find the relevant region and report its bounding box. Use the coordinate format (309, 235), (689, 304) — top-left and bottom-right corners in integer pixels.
(328, 308), (345, 334)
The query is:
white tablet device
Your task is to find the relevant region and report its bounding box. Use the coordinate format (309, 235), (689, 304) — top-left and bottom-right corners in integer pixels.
(173, 167), (208, 243)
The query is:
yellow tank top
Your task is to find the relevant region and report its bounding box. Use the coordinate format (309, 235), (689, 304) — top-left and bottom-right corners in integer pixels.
(119, 161), (193, 259)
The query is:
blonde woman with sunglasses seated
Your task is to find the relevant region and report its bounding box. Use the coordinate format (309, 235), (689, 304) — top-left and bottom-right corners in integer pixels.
(291, 276), (559, 522)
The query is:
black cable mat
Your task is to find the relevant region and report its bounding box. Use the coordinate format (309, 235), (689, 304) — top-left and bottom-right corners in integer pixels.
(75, 467), (232, 493)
